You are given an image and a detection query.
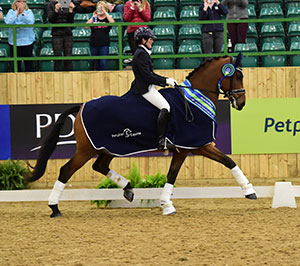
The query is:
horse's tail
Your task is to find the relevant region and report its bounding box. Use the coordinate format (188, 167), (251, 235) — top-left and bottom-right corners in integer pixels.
(26, 105), (81, 182)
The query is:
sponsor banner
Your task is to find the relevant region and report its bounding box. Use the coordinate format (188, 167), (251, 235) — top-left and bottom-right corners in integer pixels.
(0, 105), (11, 160)
(10, 104), (80, 159)
(231, 98), (300, 154)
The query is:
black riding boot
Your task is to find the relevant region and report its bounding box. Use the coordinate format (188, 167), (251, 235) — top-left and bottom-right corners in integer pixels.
(157, 108), (170, 150)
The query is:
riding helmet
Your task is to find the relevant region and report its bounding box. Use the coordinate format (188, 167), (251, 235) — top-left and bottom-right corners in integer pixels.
(134, 27), (155, 45)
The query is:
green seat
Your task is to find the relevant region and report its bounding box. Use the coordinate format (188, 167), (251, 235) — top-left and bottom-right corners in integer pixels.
(290, 41), (300, 66)
(34, 13), (44, 23)
(73, 41), (90, 48)
(247, 23), (258, 39)
(179, 8), (199, 21)
(72, 47), (91, 71)
(74, 13), (93, 23)
(27, 0), (46, 8)
(286, 2), (300, 9)
(262, 41), (286, 67)
(153, 0), (177, 7)
(248, 0), (256, 4)
(39, 47), (54, 71)
(247, 37), (258, 45)
(152, 25), (176, 42)
(287, 6), (300, 18)
(288, 22), (300, 43)
(178, 24), (202, 40)
(152, 41), (175, 69)
(0, 28), (9, 43)
(107, 45), (119, 70)
(261, 36), (285, 46)
(260, 22), (285, 38)
(260, 3), (282, 8)
(153, 10), (177, 21)
(41, 29), (52, 43)
(109, 26), (119, 42)
(178, 40), (202, 69)
(258, 0), (283, 6)
(109, 12), (123, 22)
(234, 43), (259, 67)
(72, 28), (91, 41)
(0, 0), (13, 9)
(0, 48), (8, 72)
(259, 6), (284, 19)
(34, 27), (44, 40)
(179, 0), (199, 6)
(247, 4), (257, 19)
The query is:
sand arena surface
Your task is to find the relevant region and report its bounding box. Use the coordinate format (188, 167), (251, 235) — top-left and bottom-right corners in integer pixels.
(1, 198), (300, 266)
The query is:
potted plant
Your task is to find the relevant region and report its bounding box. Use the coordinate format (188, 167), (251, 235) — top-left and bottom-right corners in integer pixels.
(91, 162), (167, 208)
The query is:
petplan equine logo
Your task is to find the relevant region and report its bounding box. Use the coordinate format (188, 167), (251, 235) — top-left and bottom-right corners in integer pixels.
(10, 104), (79, 159)
(111, 128), (142, 139)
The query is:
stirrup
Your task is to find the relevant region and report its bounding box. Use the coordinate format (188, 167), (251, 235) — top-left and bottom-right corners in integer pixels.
(158, 137), (168, 151)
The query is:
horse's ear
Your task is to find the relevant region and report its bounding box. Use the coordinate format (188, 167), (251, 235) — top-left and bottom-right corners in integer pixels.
(234, 52), (243, 67)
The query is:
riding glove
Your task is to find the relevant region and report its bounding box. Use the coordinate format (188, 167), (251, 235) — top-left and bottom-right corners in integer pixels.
(166, 78), (178, 87)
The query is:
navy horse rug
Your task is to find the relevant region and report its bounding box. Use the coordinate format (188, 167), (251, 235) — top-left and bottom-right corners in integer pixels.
(81, 86), (217, 156)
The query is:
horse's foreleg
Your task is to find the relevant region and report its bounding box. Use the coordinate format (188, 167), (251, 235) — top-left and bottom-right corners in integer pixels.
(161, 150), (188, 215)
(92, 153), (134, 202)
(192, 144), (257, 199)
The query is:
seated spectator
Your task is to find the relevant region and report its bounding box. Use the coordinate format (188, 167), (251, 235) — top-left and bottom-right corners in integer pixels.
(47, 0), (75, 71)
(221, 0), (248, 51)
(106, 1), (124, 17)
(87, 1), (115, 70)
(5, 0), (35, 72)
(123, 0), (151, 64)
(199, 0), (228, 57)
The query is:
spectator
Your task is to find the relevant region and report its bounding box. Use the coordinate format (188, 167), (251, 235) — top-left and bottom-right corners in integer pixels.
(47, 0), (75, 71)
(0, 6), (3, 20)
(199, 0), (228, 56)
(5, 0), (35, 72)
(74, 0), (97, 13)
(123, 0), (151, 64)
(221, 0), (248, 51)
(106, 1), (124, 17)
(87, 1), (115, 70)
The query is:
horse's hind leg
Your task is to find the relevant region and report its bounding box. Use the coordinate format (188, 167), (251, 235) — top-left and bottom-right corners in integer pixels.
(92, 153), (134, 202)
(161, 150), (188, 215)
(192, 143), (257, 199)
(48, 150), (96, 217)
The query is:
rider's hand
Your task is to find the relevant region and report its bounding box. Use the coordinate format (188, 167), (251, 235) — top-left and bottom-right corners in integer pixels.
(166, 78), (178, 87)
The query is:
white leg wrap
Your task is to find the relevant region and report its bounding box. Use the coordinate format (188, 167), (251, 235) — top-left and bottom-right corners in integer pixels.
(231, 165), (249, 188)
(231, 166), (256, 196)
(107, 170), (128, 188)
(160, 183), (174, 204)
(48, 180), (66, 205)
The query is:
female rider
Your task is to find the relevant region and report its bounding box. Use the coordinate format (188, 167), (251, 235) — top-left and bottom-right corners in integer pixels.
(130, 27), (177, 151)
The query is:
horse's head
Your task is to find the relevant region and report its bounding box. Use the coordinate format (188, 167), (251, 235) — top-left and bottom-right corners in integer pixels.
(217, 53), (246, 111)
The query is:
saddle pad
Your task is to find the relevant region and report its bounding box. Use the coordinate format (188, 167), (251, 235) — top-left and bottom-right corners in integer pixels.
(81, 88), (217, 156)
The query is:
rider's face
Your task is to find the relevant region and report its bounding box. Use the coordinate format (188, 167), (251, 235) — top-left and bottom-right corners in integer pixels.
(144, 38), (154, 49)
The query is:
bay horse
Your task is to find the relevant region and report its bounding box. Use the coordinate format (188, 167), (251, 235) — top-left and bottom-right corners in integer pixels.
(26, 54), (257, 217)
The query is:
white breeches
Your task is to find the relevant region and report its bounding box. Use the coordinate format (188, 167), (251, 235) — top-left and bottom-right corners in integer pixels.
(142, 85), (170, 112)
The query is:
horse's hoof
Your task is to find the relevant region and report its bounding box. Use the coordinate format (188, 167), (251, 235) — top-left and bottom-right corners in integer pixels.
(123, 183), (134, 202)
(245, 193), (257, 200)
(49, 204), (62, 218)
(161, 201), (176, 215)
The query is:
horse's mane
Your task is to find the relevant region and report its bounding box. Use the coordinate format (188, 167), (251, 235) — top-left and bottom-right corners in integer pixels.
(186, 55), (228, 80)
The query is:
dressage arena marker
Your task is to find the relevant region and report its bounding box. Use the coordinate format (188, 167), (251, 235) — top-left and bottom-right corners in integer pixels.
(0, 185), (299, 208)
(272, 182), (297, 208)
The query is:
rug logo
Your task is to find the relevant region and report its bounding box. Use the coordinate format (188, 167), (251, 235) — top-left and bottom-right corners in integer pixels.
(112, 128), (142, 138)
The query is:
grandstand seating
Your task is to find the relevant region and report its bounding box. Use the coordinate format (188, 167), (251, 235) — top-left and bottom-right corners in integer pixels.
(179, 6), (199, 21)
(152, 40), (175, 69)
(262, 41), (287, 67)
(152, 25), (176, 43)
(153, 9), (177, 21)
(0, 48), (8, 72)
(177, 39), (202, 69)
(290, 41), (300, 66)
(178, 24), (201, 41)
(234, 43), (259, 67)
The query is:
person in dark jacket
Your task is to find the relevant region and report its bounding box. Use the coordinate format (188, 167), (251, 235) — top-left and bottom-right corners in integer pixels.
(130, 27), (177, 151)
(47, 0), (75, 71)
(199, 0), (228, 56)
